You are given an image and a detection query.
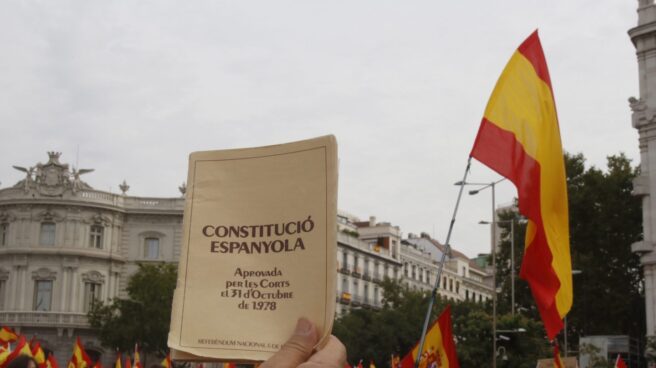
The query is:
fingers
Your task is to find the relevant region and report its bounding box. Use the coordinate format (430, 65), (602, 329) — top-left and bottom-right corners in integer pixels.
(298, 335), (347, 368)
(261, 318), (319, 368)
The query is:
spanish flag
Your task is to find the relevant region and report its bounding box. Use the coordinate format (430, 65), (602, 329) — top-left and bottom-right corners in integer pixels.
(114, 353), (121, 368)
(0, 336), (32, 368)
(124, 356), (131, 368)
(70, 337), (92, 368)
(133, 345), (141, 368)
(0, 328), (17, 344)
(160, 354), (171, 368)
(400, 305), (459, 368)
(46, 353), (59, 368)
(553, 345), (564, 368)
(31, 341), (46, 368)
(470, 30), (572, 340)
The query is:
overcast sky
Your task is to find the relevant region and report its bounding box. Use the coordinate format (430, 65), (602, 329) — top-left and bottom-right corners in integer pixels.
(0, 0), (640, 258)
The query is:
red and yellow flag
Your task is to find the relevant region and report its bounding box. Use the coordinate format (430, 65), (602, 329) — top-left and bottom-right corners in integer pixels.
(114, 353), (121, 368)
(400, 305), (459, 368)
(553, 345), (564, 368)
(133, 345), (141, 368)
(160, 354), (171, 368)
(46, 353), (59, 368)
(31, 341), (46, 368)
(470, 30), (572, 340)
(124, 356), (131, 368)
(70, 337), (92, 368)
(0, 328), (17, 344)
(0, 336), (32, 368)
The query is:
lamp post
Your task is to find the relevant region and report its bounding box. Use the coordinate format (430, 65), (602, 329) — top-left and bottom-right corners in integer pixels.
(564, 269), (583, 357)
(480, 219), (515, 316)
(455, 178), (506, 368)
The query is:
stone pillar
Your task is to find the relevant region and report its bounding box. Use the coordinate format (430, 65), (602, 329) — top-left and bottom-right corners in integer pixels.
(631, 0), (656, 341)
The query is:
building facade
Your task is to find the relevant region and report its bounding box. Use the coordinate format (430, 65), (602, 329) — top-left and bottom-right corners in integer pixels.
(0, 152), (184, 366)
(630, 0), (656, 344)
(0, 153), (494, 364)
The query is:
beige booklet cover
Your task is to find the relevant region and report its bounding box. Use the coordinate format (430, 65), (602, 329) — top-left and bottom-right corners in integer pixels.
(168, 135), (338, 363)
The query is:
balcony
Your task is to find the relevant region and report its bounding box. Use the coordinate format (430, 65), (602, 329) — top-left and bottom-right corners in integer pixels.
(338, 267), (351, 276)
(0, 311), (90, 328)
(362, 272), (371, 281)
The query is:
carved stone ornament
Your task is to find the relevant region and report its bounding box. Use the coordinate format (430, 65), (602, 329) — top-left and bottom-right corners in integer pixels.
(81, 270), (105, 284)
(12, 152), (94, 196)
(91, 213), (111, 226)
(32, 267), (57, 280)
(0, 211), (16, 223)
(35, 208), (64, 222)
(119, 180), (130, 195)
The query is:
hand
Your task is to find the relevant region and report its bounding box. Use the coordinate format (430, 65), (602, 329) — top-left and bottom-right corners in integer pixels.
(260, 318), (346, 368)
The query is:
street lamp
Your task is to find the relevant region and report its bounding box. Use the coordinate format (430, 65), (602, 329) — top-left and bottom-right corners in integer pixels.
(480, 219), (516, 316)
(564, 269), (583, 357)
(455, 178), (506, 368)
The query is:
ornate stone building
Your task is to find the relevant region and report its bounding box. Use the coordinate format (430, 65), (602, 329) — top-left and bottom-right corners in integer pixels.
(0, 152), (184, 366)
(630, 0), (656, 344)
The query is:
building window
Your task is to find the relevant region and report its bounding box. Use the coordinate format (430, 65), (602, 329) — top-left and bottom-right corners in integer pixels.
(364, 284), (369, 303)
(342, 252), (348, 270)
(353, 256), (359, 273)
(144, 237), (159, 259)
(465, 290), (469, 300)
(352, 280), (358, 296)
(374, 286), (379, 305)
(39, 222), (56, 246)
(0, 223), (7, 246)
(364, 258), (370, 276)
(33, 280), (53, 311)
(89, 225), (104, 249)
(456, 281), (460, 294)
(449, 279), (453, 292)
(83, 282), (102, 312)
(341, 276), (348, 293)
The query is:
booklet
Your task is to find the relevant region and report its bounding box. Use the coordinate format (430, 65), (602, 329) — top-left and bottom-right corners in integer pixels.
(168, 135), (338, 363)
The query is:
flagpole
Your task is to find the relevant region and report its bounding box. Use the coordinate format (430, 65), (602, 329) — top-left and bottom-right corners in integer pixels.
(414, 157), (472, 368)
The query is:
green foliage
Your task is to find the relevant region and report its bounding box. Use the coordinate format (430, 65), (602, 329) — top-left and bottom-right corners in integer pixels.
(88, 263), (177, 356)
(494, 152), (644, 351)
(334, 279), (550, 367)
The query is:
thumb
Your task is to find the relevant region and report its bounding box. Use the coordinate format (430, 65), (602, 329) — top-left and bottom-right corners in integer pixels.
(261, 318), (318, 368)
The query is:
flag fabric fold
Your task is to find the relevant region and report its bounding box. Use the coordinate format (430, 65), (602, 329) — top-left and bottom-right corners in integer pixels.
(0, 328), (18, 345)
(470, 30), (572, 340)
(400, 305), (459, 368)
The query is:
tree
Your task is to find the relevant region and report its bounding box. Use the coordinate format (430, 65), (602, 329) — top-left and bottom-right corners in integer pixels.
(88, 263), (177, 357)
(334, 279), (550, 367)
(494, 152), (644, 351)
